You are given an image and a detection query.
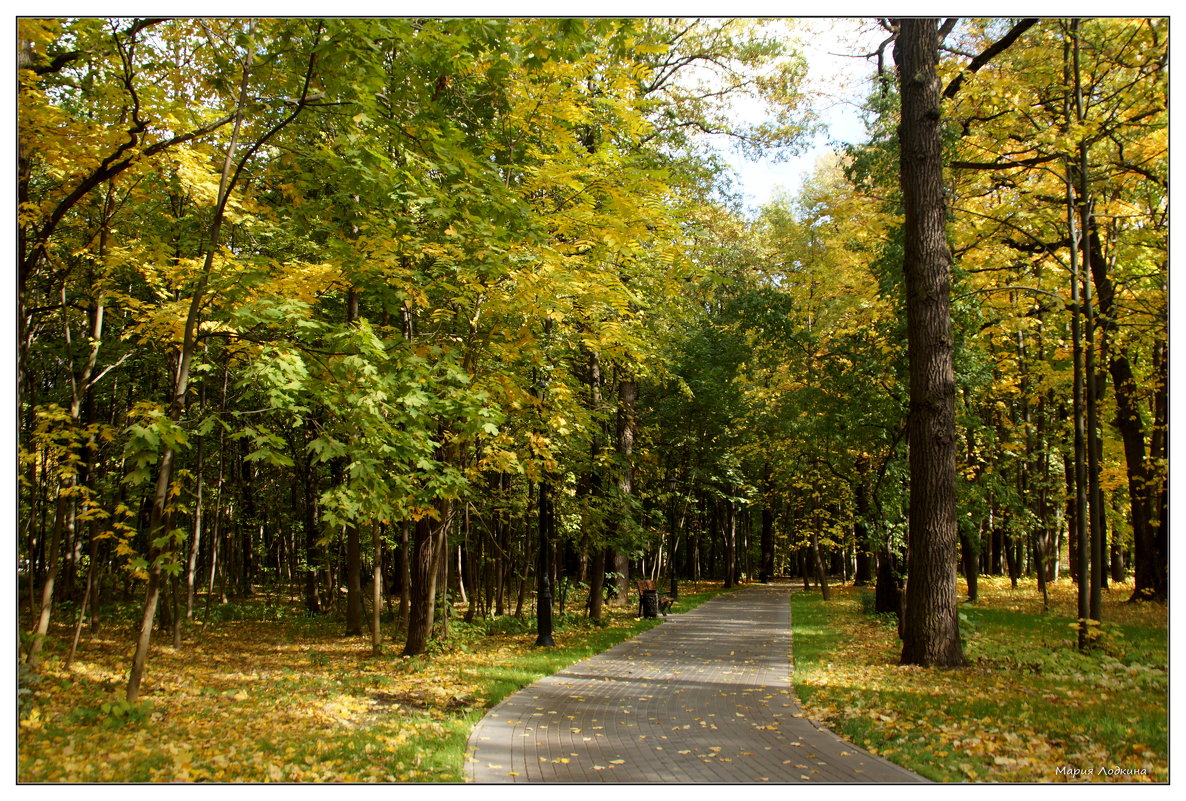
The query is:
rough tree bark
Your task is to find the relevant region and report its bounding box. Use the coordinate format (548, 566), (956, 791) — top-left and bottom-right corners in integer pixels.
(402, 511), (443, 656)
(893, 17), (964, 668)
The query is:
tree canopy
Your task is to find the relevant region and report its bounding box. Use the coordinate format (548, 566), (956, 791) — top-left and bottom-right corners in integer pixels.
(17, 16), (1167, 703)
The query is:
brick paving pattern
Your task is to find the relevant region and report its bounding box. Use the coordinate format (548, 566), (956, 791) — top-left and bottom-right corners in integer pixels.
(466, 583), (925, 783)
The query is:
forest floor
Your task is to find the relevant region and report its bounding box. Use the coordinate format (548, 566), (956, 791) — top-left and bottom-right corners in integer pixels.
(791, 575), (1168, 783)
(17, 583), (727, 782)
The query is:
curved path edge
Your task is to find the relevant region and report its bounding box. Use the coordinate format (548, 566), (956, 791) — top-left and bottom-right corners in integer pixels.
(465, 583), (925, 783)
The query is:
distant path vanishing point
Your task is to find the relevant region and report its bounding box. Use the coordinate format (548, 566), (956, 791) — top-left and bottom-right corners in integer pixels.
(466, 583), (925, 783)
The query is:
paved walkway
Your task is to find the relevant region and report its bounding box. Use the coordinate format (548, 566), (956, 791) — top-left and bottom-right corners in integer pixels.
(466, 583), (924, 783)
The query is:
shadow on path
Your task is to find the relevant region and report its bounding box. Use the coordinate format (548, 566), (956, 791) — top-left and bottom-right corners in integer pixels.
(465, 583), (925, 783)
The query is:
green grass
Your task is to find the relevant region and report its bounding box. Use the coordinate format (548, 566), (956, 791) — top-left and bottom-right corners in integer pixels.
(790, 578), (1168, 782)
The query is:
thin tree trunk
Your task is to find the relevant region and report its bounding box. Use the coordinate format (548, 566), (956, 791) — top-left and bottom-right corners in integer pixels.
(186, 434), (205, 620)
(584, 351), (605, 621)
(606, 370), (636, 605)
(302, 441), (322, 615)
(345, 524), (362, 635)
(722, 500), (737, 589)
(1072, 25), (1105, 625)
(1087, 209), (1163, 599)
(513, 556), (527, 620)
(65, 537), (98, 666)
(398, 521), (410, 627)
(436, 517), (449, 641)
(1066, 167), (1091, 649)
(494, 486), (508, 617)
(26, 490), (66, 667)
(463, 525), (479, 624)
(371, 523), (382, 655)
(28, 279), (108, 666)
(875, 547), (902, 620)
(1147, 339), (1168, 596)
(810, 529), (830, 601)
(535, 481), (555, 647)
(960, 528), (979, 602)
(171, 575), (182, 648)
(853, 471), (874, 586)
(760, 471), (775, 584)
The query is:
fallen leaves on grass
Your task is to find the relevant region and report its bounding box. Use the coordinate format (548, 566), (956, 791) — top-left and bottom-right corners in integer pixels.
(18, 588), (695, 784)
(793, 577), (1167, 783)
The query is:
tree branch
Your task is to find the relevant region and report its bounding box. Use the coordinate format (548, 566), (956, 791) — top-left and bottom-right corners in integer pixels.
(943, 19), (1039, 99)
(938, 18), (959, 43)
(950, 153), (1058, 171)
(31, 50), (84, 75)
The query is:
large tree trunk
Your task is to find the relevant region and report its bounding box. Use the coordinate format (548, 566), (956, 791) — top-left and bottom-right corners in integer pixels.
(403, 514), (441, 656)
(894, 18), (964, 668)
(587, 549), (606, 621)
(607, 551), (630, 606)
